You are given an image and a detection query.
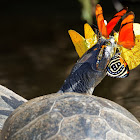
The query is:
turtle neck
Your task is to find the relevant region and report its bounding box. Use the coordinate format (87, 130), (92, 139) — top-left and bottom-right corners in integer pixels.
(58, 38), (115, 95)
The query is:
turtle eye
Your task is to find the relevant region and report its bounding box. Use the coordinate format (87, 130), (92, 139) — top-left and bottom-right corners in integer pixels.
(96, 45), (106, 69)
(105, 41), (111, 46)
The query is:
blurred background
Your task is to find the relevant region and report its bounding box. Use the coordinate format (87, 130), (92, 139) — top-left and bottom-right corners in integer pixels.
(0, 0), (140, 121)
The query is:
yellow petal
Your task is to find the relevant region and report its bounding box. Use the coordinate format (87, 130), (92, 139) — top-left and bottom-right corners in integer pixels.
(120, 23), (140, 70)
(68, 30), (88, 57)
(84, 23), (97, 49)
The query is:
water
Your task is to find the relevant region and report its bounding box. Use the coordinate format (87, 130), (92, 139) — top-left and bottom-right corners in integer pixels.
(0, 1), (140, 121)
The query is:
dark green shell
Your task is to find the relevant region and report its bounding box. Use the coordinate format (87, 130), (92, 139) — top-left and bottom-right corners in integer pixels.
(1, 92), (140, 140)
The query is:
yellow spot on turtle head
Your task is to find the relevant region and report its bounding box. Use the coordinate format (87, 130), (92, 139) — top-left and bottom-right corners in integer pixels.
(94, 48), (98, 51)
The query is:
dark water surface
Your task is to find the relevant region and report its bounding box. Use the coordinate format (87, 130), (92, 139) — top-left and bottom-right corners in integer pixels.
(0, 1), (140, 121)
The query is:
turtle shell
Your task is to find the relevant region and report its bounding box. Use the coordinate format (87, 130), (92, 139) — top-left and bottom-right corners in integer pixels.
(1, 92), (140, 140)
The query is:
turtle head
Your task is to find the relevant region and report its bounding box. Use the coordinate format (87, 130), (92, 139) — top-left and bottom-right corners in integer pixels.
(77, 36), (116, 72)
(59, 36), (116, 94)
(95, 36), (116, 71)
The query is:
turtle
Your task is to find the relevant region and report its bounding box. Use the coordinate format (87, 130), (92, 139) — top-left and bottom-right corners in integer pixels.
(0, 37), (140, 140)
